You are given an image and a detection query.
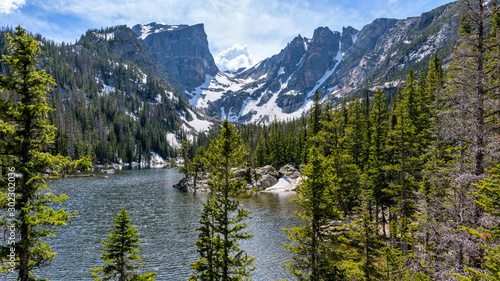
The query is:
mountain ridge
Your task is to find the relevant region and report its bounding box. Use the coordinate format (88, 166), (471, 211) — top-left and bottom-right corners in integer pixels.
(186, 1), (460, 123)
(75, 1), (460, 124)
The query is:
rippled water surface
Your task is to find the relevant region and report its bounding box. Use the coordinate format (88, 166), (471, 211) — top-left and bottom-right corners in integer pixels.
(37, 168), (301, 280)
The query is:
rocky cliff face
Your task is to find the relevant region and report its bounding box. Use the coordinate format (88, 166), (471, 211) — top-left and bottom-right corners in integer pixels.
(132, 23), (219, 94)
(84, 23), (219, 98)
(82, 24), (217, 135)
(231, 26), (343, 114)
(322, 3), (460, 98)
(189, 26), (348, 123)
(190, 1), (461, 123)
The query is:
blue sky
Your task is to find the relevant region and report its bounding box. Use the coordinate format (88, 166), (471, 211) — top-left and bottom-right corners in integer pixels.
(1, 0), (455, 70)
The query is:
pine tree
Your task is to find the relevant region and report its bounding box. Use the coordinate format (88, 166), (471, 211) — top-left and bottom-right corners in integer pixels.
(0, 26), (78, 280)
(367, 88), (391, 236)
(190, 120), (254, 281)
(350, 199), (385, 281)
(345, 98), (364, 167)
(254, 136), (268, 167)
(386, 78), (424, 254)
(284, 146), (348, 281)
(317, 101), (360, 214)
(192, 146), (206, 191)
(190, 200), (219, 281)
(410, 56), (455, 278)
(179, 139), (192, 177)
(309, 90), (322, 137)
(91, 209), (156, 281)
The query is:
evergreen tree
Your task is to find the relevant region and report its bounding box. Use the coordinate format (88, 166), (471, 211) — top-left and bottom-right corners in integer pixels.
(350, 199), (385, 281)
(191, 200), (219, 281)
(367, 89), (391, 236)
(190, 120), (254, 281)
(192, 146), (206, 191)
(446, 0), (493, 176)
(345, 98), (364, 167)
(309, 90), (322, 136)
(432, 0), (500, 275)
(91, 209), (156, 281)
(284, 146), (348, 281)
(0, 26), (78, 280)
(386, 81), (421, 254)
(456, 164), (500, 280)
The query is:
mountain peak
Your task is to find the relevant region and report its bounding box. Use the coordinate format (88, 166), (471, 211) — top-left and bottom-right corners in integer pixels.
(131, 22), (191, 40)
(312, 26), (331, 37)
(131, 22), (218, 94)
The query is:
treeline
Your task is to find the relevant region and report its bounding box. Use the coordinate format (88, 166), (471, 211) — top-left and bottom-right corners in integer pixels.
(0, 26), (191, 164)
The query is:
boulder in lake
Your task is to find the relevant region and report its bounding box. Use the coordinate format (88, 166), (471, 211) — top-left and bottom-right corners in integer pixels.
(255, 174), (278, 190)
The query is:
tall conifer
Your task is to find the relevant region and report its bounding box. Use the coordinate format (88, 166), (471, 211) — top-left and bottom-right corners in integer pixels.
(191, 120), (254, 281)
(285, 146), (348, 281)
(0, 26), (79, 280)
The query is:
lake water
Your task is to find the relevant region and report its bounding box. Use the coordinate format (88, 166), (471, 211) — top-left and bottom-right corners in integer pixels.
(33, 168), (301, 280)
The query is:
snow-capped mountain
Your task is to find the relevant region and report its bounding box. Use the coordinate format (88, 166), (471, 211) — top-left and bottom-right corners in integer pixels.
(188, 26), (352, 123)
(79, 1), (461, 126)
(187, 1), (460, 123)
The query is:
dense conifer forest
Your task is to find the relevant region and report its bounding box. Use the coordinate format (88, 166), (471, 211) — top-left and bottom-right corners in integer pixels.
(3, 0), (500, 280)
(0, 25), (195, 164)
(181, 1), (500, 279)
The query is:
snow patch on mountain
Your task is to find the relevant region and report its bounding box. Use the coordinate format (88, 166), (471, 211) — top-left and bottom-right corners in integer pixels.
(102, 84), (116, 94)
(181, 109), (213, 132)
(191, 73), (258, 109)
(304, 38), (311, 50)
(135, 23), (183, 40)
(125, 111), (138, 121)
(352, 33), (358, 42)
(296, 54), (305, 66)
(155, 94), (162, 104)
(189, 74), (213, 107)
(137, 25), (152, 40)
(166, 133), (181, 149)
(94, 32), (115, 41)
(240, 89), (314, 123)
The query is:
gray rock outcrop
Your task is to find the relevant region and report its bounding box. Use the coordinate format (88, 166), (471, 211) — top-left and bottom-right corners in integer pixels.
(174, 164), (301, 193)
(132, 23), (219, 94)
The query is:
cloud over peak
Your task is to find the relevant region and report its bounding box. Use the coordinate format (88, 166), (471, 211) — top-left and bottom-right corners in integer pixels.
(215, 44), (258, 72)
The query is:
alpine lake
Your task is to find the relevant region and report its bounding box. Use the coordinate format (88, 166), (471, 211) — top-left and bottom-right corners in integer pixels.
(33, 167), (301, 280)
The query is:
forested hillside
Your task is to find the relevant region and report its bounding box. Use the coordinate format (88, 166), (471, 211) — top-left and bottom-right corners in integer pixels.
(0, 26), (196, 164)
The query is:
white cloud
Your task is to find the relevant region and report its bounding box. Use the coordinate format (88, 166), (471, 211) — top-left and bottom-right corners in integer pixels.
(12, 0), (355, 59)
(0, 0), (455, 59)
(0, 0), (25, 14)
(215, 44), (257, 71)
